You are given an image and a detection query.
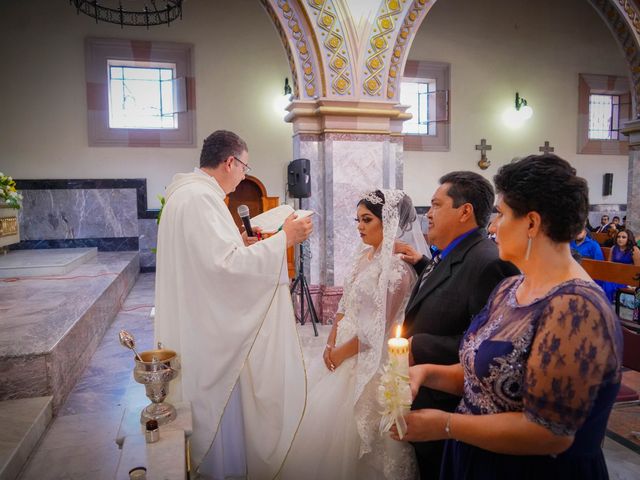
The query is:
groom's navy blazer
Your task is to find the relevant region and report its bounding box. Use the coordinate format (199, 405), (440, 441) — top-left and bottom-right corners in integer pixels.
(405, 228), (518, 398)
(403, 228), (518, 475)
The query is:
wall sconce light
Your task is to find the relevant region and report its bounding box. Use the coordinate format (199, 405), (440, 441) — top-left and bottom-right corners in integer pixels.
(502, 92), (533, 129)
(274, 77), (293, 118)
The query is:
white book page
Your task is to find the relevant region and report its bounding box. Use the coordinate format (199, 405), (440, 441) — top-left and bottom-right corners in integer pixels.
(251, 205), (314, 233)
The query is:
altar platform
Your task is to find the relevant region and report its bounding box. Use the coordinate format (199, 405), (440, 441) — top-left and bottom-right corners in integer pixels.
(0, 248), (97, 279)
(0, 251), (139, 412)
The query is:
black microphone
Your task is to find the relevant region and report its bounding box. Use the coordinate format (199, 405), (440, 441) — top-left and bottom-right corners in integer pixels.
(237, 204), (253, 237)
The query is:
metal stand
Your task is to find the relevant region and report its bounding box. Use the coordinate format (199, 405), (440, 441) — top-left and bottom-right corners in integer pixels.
(290, 241), (319, 337)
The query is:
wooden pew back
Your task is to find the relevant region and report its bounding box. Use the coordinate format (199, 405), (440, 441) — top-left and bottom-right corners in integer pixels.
(581, 258), (640, 286)
(592, 232), (611, 245)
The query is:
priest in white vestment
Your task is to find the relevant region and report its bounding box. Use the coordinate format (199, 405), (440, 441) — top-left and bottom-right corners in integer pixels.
(154, 130), (312, 479)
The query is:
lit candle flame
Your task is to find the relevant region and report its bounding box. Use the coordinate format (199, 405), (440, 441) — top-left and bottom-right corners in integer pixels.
(395, 325), (401, 339)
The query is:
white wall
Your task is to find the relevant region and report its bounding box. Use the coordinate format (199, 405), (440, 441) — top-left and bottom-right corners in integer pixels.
(404, 0), (630, 207)
(0, 0), (293, 208)
(0, 0), (632, 209)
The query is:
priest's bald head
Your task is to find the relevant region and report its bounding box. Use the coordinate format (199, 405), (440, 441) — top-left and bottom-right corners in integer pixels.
(200, 130), (250, 194)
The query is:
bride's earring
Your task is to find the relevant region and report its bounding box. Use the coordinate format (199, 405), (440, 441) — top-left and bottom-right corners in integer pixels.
(525, 236), (532, 261)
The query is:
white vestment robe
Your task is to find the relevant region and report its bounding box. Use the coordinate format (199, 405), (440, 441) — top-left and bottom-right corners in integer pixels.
(154, 171), (306, 479)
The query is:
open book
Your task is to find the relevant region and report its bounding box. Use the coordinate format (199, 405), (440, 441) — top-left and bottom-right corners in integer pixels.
(250, 204), (314, 234)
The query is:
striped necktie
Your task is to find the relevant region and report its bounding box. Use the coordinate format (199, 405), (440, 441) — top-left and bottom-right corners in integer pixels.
(418, 253), (441, 290)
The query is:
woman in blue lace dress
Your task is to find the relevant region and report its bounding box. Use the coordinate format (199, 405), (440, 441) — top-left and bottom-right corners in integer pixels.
(393, 154), (622, 479)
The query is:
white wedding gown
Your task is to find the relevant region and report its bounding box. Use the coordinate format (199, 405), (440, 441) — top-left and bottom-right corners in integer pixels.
(279, 247), (418, 480)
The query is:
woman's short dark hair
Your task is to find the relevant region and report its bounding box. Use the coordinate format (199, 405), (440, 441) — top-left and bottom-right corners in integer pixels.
(618, 229), (637, 253)
(493, 154), (588, 243)
(200, 130), (248, 168)
(439, 171), (494, 228)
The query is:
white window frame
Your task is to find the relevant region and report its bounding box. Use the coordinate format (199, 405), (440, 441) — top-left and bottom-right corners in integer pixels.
(401, 60), (450, 152)
(85, 37), (195, 147)
(578, 73), (629, 155)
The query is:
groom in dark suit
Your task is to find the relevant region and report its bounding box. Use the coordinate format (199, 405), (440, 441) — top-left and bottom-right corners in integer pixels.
(397, 171), (518, 479)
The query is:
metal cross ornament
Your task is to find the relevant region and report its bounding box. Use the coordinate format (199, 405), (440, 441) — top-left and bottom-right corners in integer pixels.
(475, 139), (492, 170)
(539, 141), (555, 154)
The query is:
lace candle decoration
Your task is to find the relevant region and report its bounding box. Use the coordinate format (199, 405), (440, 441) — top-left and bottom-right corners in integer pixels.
(378, 326), (412, 439)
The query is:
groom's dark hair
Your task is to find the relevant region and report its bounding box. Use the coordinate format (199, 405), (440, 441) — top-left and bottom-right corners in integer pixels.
(439, 171), (494, 228)
(200, 130), (248, 168)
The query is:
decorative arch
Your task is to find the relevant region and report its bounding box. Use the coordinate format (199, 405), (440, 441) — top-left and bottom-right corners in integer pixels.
(260, 0), (326, 99)
(588, 0), (640, 116)
(260, 0), (640, 113)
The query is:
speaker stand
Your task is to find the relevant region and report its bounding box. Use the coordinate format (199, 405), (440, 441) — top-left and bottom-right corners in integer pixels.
(289, 194), (319, 336)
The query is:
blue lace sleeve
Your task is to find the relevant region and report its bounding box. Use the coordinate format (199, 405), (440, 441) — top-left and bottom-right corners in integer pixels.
(522, 291), (621, 436)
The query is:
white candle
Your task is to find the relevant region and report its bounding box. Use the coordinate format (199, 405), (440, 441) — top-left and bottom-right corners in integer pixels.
(387, 325), (409, 377)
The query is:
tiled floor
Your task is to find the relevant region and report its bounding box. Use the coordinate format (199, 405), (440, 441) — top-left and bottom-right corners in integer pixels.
(15, 274), (640, 479)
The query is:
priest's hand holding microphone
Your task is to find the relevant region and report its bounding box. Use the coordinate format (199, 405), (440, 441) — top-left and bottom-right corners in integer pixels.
(238, 205), (313, 247)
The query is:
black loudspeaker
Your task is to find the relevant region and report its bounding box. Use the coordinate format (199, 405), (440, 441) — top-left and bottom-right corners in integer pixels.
(602, 173), (613, 196)
(287, 158), (311, 198)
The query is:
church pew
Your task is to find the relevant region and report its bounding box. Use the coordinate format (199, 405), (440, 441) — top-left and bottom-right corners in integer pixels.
(592, 232), (611, 245)
(580, 258), (640, 330)
(581, 258), (640, 286)
(601, 246), (612, 260)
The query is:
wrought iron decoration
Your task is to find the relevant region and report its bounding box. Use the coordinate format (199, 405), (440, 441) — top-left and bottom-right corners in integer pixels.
(69, 0), (183, 28)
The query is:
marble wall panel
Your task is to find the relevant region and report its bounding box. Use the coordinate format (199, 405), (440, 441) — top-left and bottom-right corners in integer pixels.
(294, 135), (323, 284)
(331, 139), (385, 285)
(138, 218), (159, 269)
(18, 189), (139, 240)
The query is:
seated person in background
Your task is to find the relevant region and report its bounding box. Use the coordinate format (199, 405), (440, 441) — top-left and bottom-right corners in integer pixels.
(592, 214), (613, 233)
(603, 229), (640, 302)
(602, 228), (619, 248)
(607, 229), (640, 265)
(570, 226), (604, 260)
(612, 216), (621, 231)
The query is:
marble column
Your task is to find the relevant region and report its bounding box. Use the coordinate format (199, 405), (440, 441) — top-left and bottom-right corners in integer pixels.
(261, 0), (433, 321)
(293, 127), (404, 287)
(621, 119), (640, 234)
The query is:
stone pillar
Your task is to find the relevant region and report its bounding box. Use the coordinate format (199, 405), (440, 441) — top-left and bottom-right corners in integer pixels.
(290, 101), (407, 288)
(260, 0), (434, 320)
(622, 119), (640, 234)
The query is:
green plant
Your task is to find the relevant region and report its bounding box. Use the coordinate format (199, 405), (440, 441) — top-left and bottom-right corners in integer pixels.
(0, 172), (23, 209)
(156, 194), (166, 225)
(151, 194), (166, 254)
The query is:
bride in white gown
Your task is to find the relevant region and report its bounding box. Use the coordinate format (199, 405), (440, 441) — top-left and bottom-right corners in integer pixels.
(279, 189), (427, 480)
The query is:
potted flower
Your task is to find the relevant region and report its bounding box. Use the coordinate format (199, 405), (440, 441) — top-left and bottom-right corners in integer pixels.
(0, 172), (22, 249)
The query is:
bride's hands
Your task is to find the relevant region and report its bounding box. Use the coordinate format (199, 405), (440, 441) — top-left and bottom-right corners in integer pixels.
(324, 344), (349, 372)
(323, 345), (335, 371)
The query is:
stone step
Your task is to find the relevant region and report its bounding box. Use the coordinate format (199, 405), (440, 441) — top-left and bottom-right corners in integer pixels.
(0, 396), (53, 480)
(0, 252), (139, 411)
(0, 248), (97, 279)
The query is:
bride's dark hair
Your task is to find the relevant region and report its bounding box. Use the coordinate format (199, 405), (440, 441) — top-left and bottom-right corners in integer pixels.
(357, 190), (417, 233)
(357, 190), (385, 220)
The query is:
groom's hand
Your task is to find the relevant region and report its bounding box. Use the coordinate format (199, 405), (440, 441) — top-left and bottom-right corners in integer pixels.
(394, 241), (421, 265)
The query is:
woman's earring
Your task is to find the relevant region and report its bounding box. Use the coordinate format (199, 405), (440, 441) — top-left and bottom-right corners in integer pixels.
(525, 237), (532, 261)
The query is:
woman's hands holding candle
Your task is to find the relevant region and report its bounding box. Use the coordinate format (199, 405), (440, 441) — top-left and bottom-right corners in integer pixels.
(389, 408), (449, 442)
